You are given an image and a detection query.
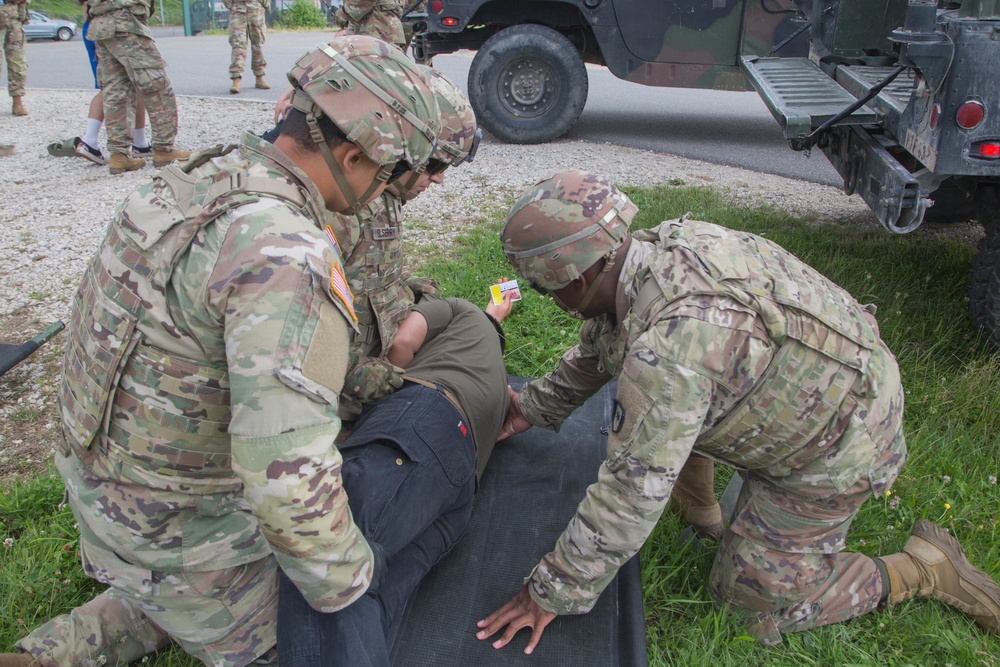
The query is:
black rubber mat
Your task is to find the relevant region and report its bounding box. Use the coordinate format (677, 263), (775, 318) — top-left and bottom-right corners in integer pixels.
(388, 378), (647, 667)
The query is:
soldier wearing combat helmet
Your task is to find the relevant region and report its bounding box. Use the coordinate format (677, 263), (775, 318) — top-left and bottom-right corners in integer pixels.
(476, 171), (1000, 651)
(328, 64), (483, 411)
(0, 36), (441, 667)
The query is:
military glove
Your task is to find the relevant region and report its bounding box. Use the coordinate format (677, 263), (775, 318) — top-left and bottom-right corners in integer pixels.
(406, 275), (440, 300)
(343, 355), (405, 404)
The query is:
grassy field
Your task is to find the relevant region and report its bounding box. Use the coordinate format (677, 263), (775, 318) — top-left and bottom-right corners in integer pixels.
(2, 184), (999, 665)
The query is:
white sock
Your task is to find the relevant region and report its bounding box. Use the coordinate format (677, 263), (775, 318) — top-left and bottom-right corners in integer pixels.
(133, 127), (149, 148)
(83, 119), (102, 148)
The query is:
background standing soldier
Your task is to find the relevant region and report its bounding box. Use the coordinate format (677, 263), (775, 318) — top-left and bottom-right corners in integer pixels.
(224, 0), (269, 94)
(0, 0), (29, 116)
(84, 0), (189, 174)
(333, 0), (408, 51)
(477, 171), (1000, 651)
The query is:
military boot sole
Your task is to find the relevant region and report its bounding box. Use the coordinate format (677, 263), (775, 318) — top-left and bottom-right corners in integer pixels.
(910, 519), (1000, 633)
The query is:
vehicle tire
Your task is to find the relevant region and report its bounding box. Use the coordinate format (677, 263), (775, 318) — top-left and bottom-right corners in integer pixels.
(468, 24), (588, 144)
(968, 184), (1000, 348)
(57, 27), (73, 41)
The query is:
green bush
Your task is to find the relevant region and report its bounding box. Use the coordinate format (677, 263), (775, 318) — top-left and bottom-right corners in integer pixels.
(278, 0), (326, 28)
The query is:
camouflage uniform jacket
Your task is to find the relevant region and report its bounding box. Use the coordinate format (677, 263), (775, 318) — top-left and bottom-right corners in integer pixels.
(85, 0), (154, 39)
(57, 132), (380, 614)
(327, 190), (421, 418)
(334, 0), (407, 49)
(517, 219), (903, 615)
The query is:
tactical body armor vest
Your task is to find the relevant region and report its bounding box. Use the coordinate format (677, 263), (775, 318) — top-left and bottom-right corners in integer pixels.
(326, 191), (413, 357)
(624, 220), (895, 482)
(60, 145), (332, 494)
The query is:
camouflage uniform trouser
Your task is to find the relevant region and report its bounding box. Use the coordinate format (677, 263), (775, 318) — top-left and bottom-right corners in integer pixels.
(95, 33), (178, 156)
(228, 3), (267, 79)
(0, 4), (27, 98)
(16, 550), (279, 666)
(707, 397), (907, 645)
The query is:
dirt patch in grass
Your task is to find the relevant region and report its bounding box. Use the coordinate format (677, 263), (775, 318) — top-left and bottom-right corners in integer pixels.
(0, 310), (65, 485)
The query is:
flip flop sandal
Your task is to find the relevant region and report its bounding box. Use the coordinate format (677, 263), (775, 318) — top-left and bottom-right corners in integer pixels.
(76, 139), (109, 165)
(46, 136), (82, 158)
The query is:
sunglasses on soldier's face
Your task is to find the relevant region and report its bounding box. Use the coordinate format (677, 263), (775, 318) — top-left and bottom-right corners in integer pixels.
(386, 160), (413, 184)
(425, 158), (450, 175)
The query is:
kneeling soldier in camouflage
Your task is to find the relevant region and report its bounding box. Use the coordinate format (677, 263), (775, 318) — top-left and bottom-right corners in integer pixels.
(0, 35), (441, 667)
(476, 171), (1000, 651)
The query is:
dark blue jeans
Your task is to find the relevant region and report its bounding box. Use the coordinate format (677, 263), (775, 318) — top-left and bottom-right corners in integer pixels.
(277, 382), (477, 667)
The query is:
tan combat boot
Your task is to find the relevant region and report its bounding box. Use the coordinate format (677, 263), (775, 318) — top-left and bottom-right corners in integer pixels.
(255, 75), (270, 90)
(11, 96), (27, 116)
(152, 148), (192, 168)
(0, 652), (34, 666)
(668, 456), (724, 540)
(877, 519), (1000, 633)
(230, 78), (241, 94)
(109, 152), (145, 175)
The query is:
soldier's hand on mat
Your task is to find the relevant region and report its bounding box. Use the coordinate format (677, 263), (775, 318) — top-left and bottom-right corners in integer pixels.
(497, 386), (531, 441)
(344, 355), (405, 403)
(476, 584), (557, 655)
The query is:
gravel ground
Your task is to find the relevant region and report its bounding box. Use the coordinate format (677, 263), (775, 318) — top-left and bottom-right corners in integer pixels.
(0, 89), (981, 481)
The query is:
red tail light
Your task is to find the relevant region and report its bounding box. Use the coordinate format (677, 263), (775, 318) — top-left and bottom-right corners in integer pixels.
(442, 17), (458, 26)
(973, 141), (1000, 158)
(431, 0), (443, 12)
(956, 100), (985, 129)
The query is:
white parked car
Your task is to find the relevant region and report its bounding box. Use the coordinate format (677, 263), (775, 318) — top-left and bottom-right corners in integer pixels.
(24, 11), (77, 42)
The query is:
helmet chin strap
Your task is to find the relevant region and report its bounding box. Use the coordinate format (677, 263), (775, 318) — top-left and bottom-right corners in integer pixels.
(294, 90), (390, 215)
(552, 247), (618, 319)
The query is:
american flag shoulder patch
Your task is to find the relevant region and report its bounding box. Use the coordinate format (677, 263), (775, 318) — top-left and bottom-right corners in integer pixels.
(329, 262), (357, 323)
(458, 420), (467, 437)
(323, 225), (342, 258)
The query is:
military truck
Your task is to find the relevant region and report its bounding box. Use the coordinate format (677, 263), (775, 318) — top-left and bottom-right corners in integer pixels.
(409, 0), (1000, 347)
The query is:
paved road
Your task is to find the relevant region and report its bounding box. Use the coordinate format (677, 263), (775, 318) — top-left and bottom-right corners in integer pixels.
(12, 29), (843, 186)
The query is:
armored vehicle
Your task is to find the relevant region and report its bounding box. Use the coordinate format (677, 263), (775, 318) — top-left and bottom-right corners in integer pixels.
(410, 0), (1000, 347)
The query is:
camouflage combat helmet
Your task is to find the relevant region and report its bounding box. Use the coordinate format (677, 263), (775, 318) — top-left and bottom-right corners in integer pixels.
(286, 36), (442, 213)
(424, 66), (480, 168)
(501, 171), (637, 294)
(393, 65), (481, 201)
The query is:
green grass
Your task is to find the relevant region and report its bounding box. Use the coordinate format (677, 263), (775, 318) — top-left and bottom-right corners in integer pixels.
(2, 184), (999, 665)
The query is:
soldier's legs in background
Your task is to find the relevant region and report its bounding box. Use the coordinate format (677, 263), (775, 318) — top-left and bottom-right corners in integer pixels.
(228, 12), (249, 79)
(2, 17), (27, 99)
(16, 588), (170, 666)
(707, 470), (887, 645)
(95, 41), (132, 155)
(248, 9), (266, 77)
(101, 35), (178, 151)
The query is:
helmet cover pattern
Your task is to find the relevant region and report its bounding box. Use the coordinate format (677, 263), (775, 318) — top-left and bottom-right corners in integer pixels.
(501, 171), (637, 290)
(287, 36), (441, 168)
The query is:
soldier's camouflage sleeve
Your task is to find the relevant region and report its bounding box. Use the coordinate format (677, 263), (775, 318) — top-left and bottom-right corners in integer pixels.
(203, 202), (378, 613)
(526, 326), (714, 615)
(342, 0), (384, 22)
(518, 318), (614, 431)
